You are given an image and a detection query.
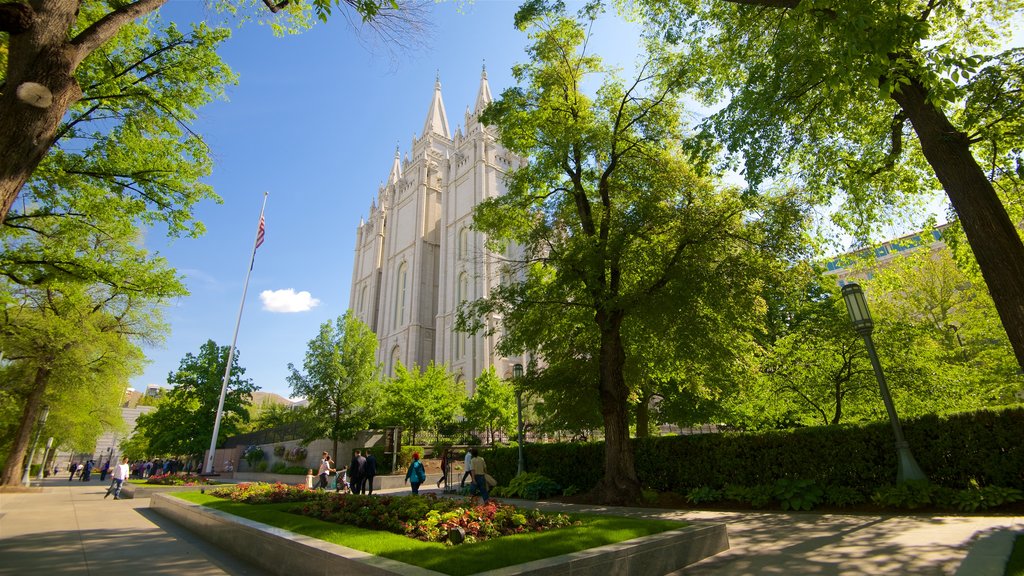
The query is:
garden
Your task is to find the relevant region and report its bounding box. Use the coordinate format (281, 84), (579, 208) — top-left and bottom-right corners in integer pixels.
(179, 482), (688, 574)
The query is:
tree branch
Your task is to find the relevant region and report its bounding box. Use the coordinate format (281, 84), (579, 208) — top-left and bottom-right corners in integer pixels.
(70, 0), (169, 69)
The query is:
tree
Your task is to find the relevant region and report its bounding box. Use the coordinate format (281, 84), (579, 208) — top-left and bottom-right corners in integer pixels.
(464, 2), (807, 504)
(379, 361), (464, 445)
(630, 0), (1024, 372)
(287, 312), (379, 460)
(0, 0), (431, 226)
(133, 340), (256, 459)
(462, 367), (515, 444)
(0, 275), (177, 485)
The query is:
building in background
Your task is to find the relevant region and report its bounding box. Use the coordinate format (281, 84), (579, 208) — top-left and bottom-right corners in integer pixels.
(349, 69), (526, 393)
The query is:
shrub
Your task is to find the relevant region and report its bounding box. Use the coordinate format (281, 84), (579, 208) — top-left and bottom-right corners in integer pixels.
(872, 481), (938, 509)
(243, 446), (264, 468)
(256, 461), (268, 472)
(283, 446), (308, 462)
(271, 462), (287, 473)
(503, 473), (561, 500)
(823, 485), (867, 508)
(686, 486), (721, 504)
(273, 446), (286, 457)
(773, 479), (824, 511)
(147, 472), (215, 486)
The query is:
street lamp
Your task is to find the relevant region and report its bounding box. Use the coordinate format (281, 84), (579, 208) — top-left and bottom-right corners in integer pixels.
(22, 405), (49, 486)
(513, 363), (525, 476)
(841, 283), (927, 484)
(37, 437), (54, 480)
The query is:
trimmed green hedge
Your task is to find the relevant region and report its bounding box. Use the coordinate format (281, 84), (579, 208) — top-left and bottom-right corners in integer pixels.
(483, 406), (1024, 493)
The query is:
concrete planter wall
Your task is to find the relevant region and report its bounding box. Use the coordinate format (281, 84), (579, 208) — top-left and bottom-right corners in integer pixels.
(150, 493), (729, 576)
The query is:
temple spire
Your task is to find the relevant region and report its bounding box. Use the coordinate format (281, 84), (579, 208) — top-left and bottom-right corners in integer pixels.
(422, 75), (451, 139)
(388, 145), (402, 184)
(473, 62), (493, 115)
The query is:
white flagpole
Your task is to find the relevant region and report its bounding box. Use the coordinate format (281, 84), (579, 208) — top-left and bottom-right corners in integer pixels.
(205, 192), (268, 475)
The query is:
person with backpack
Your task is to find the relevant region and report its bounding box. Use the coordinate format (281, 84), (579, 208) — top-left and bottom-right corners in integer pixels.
(404, 452), (426, 495)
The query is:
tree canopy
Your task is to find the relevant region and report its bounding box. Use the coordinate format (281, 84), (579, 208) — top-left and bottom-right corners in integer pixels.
(287, 312), (379, 459)
(132, 340), (256, 460)
(628, 0), (1024, 372)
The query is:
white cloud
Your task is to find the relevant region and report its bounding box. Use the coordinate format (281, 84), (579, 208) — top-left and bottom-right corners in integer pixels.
(260, 289), (321, 313)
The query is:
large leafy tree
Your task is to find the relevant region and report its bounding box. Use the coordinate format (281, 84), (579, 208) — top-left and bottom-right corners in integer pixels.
(133, 339), (256, 459)
(464, 2), (806, 504)
(630, 0), (1024, 371)
(0, 238), (181, 485)
(0, 0), (430, 226)
(287, 312), (378, 460)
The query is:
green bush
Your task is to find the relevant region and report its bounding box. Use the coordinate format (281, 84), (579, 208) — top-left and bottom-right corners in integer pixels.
(256, 461), (268, 472)
(823, 485), (867, 508)
(686, 486), (721, 504)
(398, 446), (425, 470)
(773, 479), (823, 511)
(503, 472), (562, 500)
(872, 481), (939, 509)
(483, 406), (1024, 498)
(271, 462), (287, 473)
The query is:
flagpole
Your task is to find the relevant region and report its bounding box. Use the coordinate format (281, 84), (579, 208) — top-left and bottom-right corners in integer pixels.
(205, 192), (268, 475)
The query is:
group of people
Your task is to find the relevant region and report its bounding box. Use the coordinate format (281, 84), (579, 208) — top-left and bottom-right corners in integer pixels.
(316, 449), (378, 494)
(409, 447), (490, 503)
(314, 447), (490, 503)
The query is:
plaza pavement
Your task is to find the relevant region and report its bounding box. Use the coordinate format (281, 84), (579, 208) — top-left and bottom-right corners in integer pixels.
(1, 475), (1022, 575)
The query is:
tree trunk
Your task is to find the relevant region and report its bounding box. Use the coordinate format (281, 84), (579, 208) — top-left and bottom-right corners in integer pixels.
(0, 367), (49, 486)
(590, 312), (642, 505)
(890, 77), (1024, 373)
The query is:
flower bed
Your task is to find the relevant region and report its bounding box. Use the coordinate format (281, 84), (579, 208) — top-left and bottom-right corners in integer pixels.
(207, 482), (576, 545)
(146, 472), (217, 486)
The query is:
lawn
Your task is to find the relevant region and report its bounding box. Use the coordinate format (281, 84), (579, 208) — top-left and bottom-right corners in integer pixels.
(174, 492), (686, 575)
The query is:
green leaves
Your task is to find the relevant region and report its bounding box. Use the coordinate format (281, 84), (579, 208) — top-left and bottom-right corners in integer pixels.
(287, 312), (379, 444)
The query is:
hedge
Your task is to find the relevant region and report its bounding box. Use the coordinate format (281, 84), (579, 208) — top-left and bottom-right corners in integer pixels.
(483, 406), (1024, 493)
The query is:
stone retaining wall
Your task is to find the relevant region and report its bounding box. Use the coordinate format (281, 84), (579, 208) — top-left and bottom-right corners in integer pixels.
(150, 492), (729, 576)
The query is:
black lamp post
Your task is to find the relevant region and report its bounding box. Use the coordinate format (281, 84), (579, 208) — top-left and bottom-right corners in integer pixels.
(841, 283), (927, 483)
(513, 363), (524, 476)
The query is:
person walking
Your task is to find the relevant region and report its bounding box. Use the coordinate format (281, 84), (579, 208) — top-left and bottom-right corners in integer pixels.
(404, 452), (426, 495)
(460, 449), (473, 488)
(317, 452), (334, 490)
(68, 462), (78, 482)
(99, 460), (110, 482)
(470, 448), (490, 503)
(349, 450), (366, 495)
(437, 449), (449, 490)
(105, 457), (130, 500)
(81, 460), (93, 482)
(362, 451), (377, 495)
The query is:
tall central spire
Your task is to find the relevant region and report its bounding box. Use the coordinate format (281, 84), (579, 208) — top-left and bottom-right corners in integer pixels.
(422, 74), (451, 139)
(474, 63), (493, 115)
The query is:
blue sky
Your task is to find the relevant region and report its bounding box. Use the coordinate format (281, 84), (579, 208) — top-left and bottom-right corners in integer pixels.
(132, 1), (641, 398)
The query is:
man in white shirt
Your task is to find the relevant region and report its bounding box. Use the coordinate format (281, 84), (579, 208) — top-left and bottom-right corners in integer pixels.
(105, 457), (130, 500)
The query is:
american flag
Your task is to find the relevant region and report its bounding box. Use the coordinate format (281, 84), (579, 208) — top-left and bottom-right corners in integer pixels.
(255, 214), (265, 249)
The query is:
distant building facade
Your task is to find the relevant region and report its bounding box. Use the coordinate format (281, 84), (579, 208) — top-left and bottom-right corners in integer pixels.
(349, 69), (526, 393)
(823, 225), (950, 285)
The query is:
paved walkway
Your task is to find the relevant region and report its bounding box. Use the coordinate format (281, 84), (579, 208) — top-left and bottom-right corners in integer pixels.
(1, 476), (1022, 575)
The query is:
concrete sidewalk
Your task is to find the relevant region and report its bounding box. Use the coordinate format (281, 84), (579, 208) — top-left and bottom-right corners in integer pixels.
(0, 476), (269, 576)
(2, 476), (1022, 575)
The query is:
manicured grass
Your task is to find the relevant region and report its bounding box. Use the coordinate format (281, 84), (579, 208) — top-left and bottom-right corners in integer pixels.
(1006, 535), (1024, 576)
(174, 492), (686, 575)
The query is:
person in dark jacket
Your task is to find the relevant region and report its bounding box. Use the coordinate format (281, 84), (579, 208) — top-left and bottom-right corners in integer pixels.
(362, 452), (377, 495)
(349, 450), (366, 495)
